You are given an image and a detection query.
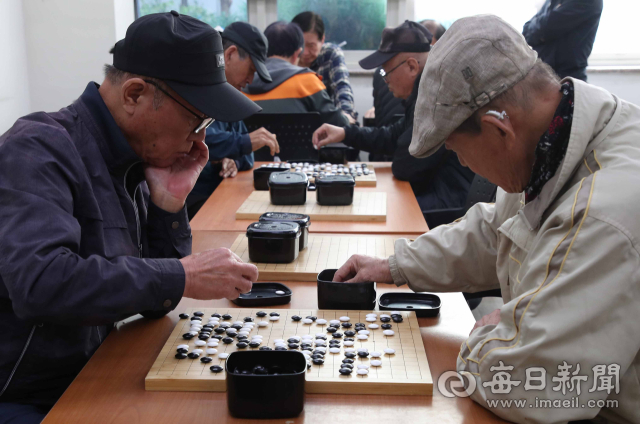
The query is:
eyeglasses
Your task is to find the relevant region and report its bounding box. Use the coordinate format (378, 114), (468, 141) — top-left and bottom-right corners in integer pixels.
(379, 60), (411, 83)
(144, 80), (214, 134)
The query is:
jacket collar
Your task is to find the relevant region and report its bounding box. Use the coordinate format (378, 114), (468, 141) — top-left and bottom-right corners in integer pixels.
(520, 77), (622, 230)
(75, 82), (141, 174)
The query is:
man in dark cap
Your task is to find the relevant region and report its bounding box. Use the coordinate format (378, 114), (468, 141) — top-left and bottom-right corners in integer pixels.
(0, 12), (259, 422)
(313, 21), (474, 213)
(187, 21), (280, 218)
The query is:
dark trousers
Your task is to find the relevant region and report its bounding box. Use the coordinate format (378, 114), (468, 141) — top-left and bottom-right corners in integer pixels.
(0, 403), (48, 424)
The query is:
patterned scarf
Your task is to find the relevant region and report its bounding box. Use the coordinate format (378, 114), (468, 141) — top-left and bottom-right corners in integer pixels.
(524, 81), (574, 203)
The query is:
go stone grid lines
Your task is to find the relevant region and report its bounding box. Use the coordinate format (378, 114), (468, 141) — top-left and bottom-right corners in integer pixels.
(229, 234), (397, 281)
(146, 308), (433, 395)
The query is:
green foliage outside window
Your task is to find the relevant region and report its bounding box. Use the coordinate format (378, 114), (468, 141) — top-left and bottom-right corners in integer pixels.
(136, 0), (248, 29)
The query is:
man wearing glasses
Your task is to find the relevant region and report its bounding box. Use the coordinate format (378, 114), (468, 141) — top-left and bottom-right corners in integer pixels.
(0, 12), (259, 422)
(312, 21), (474, 213)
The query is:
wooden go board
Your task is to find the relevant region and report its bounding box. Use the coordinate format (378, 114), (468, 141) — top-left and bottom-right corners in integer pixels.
(230, 234), (397, 282)
(235, 191), (387, 222)
(146, 308), (433, 396)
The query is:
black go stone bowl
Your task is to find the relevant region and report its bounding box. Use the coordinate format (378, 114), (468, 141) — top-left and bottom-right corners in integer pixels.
(231, 282), (292, 307)
(259, 212), (311, 251)
(226, 351), (306, 419)
(253, 165), (288, 190)
(378, 292), (442, 317)
(317, 269), (376, 310)
(268, 172), (309, 205)
(246, 221), (301, 264)
(315, 175), (355, 206)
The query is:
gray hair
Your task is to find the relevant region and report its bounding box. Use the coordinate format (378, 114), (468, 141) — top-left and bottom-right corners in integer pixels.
(103, 63), (165, 109)
(455, 59), (561, 134)
(222, 38), (249, 60)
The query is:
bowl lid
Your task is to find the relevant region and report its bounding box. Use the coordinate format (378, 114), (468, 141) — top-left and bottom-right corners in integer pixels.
(315, 175), (355, 187)
(246, 222), (301, 239)
(268, 171), (308, 186)
(259, 212), (310, 227)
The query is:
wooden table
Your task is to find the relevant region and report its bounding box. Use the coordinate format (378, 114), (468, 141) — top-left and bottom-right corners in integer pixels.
(190, 162), (429, 236)
(42, 232), (506, 424)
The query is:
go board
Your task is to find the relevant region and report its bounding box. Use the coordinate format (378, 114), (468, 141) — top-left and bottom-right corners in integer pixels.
(235, 191), (387, 222)
(145, 308), (433, 396)
(230, 234), (397, 282)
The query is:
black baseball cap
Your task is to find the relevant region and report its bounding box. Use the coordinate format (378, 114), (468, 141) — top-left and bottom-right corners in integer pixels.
(222, 22), (272, 83)
(112, 11), (261, 122)
(359, 20), (433, 70)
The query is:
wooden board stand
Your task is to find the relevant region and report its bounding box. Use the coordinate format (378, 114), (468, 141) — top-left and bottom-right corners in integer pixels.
(230, 234), (397, 282)
(235, 191), (387, 222)
(146, 308), (433, 396)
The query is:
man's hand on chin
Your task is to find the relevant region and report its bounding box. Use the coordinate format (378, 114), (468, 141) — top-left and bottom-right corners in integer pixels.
(144, 140), (209, 213)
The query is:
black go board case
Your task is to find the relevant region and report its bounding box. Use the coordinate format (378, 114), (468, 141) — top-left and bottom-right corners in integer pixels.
(378, 292), (442, 317)
(246, 222), (301, 263)
(231, 282), (292, 307)
(315, 175), (355, 206)
(268, 172), (308, 205)
(226, 351), (306, 418)
(253, 165), (288, 190)
(317, 269), (376, 310)
(259, 212), (311, 251)
(318, 143), (349, 165)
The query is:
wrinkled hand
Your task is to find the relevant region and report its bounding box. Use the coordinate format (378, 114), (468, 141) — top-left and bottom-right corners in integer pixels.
(219, 158), (238, 178)
(470, 309), (501, 335)
(364, 107), (375, 119)
(311, 124), (346, 149)
(145, 139), (209, 213)
(333, 254), (393, 284)
(249, 127), (280, 155)
(180, 248), (258, 300)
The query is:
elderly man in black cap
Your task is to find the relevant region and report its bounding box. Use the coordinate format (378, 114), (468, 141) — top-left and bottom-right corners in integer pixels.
(187, 21), (280, 218)
(312, 21), (474, 213)
(0, 12), (260, 422)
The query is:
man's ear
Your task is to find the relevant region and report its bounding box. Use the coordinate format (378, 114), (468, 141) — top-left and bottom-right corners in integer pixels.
(407, 57), (421, 76)
(320, 34), (325, 44)
(479, 111), (516, 150)
(121, 78), (148, 115)
(292, 47), (303, 65)
(224, 45), (237, 63)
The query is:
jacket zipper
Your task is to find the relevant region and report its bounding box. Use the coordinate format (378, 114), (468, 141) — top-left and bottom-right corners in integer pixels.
(123, 162), (143, 258)
(0, 325), (37, 398)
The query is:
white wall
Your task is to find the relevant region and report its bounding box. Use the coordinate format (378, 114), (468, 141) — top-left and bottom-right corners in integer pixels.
(0, 0), (31, 133)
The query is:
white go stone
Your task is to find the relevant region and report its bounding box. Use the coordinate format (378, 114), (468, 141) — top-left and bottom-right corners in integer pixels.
(357, 330), (370, 335)
(275, 343), (286, 348)
(357, 335), (368, 340)
(233, 321), (244, 326)
(329, 348), (341, 353)
(365, 317), (377, 322)
(357, 369), (369, 375)
(252, 335), (263, 339)
(238, 331), (250, 336)
(274, 339), (285, 343)
(275, 290), (285, 295)
(384, 348), (396, 355)
(370, 360), (382, 367)
(258, 321), (269, 327)
(194, 340), (206, 346)
(370, 351), (382, 357)
(316, 333), (326, 337)
(368, 324), (379, 329)
(383, 330), (395, 336)
(379, 314), (390, 319)
(289, 336), (301, 341)
(315, 341), (327, 346)
(269, 316), (280, 321)
(315, 347), (326, 352)
(207, 341), (219, 347)
(218, 353), (229, 359)
(206, 348), (218, 355)
(219, 322), (231, 328)
(316, 319), (327, 325)
(357, 364), (370, 369)
(344, 348), (356, 353)
(192, 349), (203, 355)
(302, 319), (313, 324)
(343, 341), (354, 346)
(177, 344), (189, 350)
(301, 335), (313, 339)
(226, 329), (237, 335)
(357, 347), (369, 352)
(188, 331), (198, 336)
(329, 320), (340, 325)
(339, 316), (350, 322)
(366, 313), (377, 317)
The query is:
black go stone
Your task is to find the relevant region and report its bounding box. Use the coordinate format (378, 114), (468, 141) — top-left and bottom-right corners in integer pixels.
(301, 347), (313, 351)
(344, 352), (356, 358)
(176, 348), (188, 354)
(326, 327), (337, 333)
(344, 338), (355, 342)
(211, 313), (221, 318)
(312, 350), (326, 356)
(222, 314), (232, 320)
(198, 335), (210, 340)
(259, 346), (272, 351)
(210, 365), (223, 373)
(339, 368), (352, 375)
(315, 335), (327, 340)
(275, 346), (287, 351)
(288, 343), (299, 349)
(291, 315), (302, 321)
(244, 317), (254, 322)
(236, 342), (248, 349)
(380, 317), (391, 323)
(214, 328), (226, 334)
(381, 324), (392, 329)
(175, 353), (187, 359)
(212, 335), (223, 340)
(344, 330), (356, 337)
(190, 317), (202, 322)
(231, 324), (243, 330)
(341, 322), (352, 328)
(342, 358), (354, 364)
(305, 316), (317, 321)
(332, 333), (343, 338)
(200, 357), (213, 363)
(355, 323), (365, 327)
(222, 337), (234, 344)
(179, 313), (189, 319)
(312, 358), (325, 365)
(341, 363), (353, 369)
(256, 311), (267, 317)
(269, 312), (280, 317)
(202, 325), (214, 330)
(287, 338), (299, 343)
(237, 336), (248, 341)
(187, 352), (200, 359)
(182, 333), (194, 340)
(329, 340), (341, 345)
(392, 316), (404, 323)
(249, 342), (261, 348)
(330, 323), (340, 328)
(193, 311), (204, 317)
(252, 365), (268, 375)
(357, 351), (370, 358)
(307, 362), (312, 369)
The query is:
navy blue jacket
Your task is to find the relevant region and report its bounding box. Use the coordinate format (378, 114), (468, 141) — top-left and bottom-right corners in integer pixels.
(0, 83), (189, 407)
(523, 0), (603, 81)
